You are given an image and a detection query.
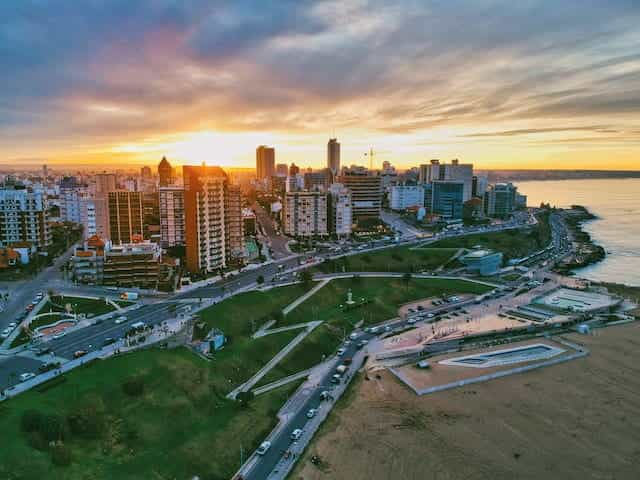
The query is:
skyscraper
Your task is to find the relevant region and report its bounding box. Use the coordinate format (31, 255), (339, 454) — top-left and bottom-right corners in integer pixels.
(158, 156), (173, 187)
(327, 138), (340, 174)
(159, 187), (185, 248)
(183, 165), (230, 273)
(224, 184), (244, 265)
(108, 191), (144, 244)
(431, 181), (464, 219)
(337, 166), (382, 221)
(256, 145), (275, 181)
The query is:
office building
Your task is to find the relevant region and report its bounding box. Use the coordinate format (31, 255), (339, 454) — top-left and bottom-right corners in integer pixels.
(485, 183), (518, 218)
(283, 191), (328, 237)
(224, 184), (244, 265)
(460, 249), (503, 276)
(327, 138), (340, 175)
(103, 241), (161, 289)
(304, 170), (330, 191)
(94, 172), (117, 240)
(472, 175), (488, 198)
(256, 145), (275, 181)
(431, 181), (464, 219)
(159, 186), (185, 248)
(0, 187), (50, 252)
(183, 165), (227, 273)
(158, 156), (174, 187)
(108, 191), (144, 244)
(328, 183), (352, 237)
(337, 166), (382, 220)
(419, 159), (473, 201)
(390, 185), (425, 211)
(275, 163), (288, 177)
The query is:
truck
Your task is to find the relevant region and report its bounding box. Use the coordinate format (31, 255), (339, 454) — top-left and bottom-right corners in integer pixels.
(120, 291), (139, 301)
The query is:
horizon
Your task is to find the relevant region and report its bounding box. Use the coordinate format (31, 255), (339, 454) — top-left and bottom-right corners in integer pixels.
(2, 1), (639, 170)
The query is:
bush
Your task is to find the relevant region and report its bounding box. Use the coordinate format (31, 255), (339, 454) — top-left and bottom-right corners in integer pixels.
(122, 376), (145, 397)
(21, 409), (45, 433)
(67, 400), (106, 438)
(26, 431), (48, 451)
(50, 443), (72, 466)
(41, 414), (67, 442)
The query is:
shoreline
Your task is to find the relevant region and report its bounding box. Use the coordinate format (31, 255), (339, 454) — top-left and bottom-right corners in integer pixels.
(553, 205), (606, 276)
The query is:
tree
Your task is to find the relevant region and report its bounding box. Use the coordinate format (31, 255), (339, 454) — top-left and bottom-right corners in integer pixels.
(402, 272), (412, 291)
(256, 275), (265, 285)
(299, 270), (313, 289)
(236, 390), (255, 407)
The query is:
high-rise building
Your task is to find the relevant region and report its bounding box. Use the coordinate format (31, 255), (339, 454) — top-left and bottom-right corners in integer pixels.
(304, 170), (330, 191)
(42, 164), (48, 178)
(94, 172), (117, 240)
(485, 183), (518, 218)
(327, 138), (340, 175)
(158, 157), (173, 187)
(159, 187), (185, 248)
(256, 146), (275, 181)
(337, 166), (382, 221)
(0, 187), (50, 252)
(276, 163), (288, 177)
(80, 198), (97, 238)
(431, 181), (464, 219)
(140, 166), (152, 179)
(108, 191), (144, 244)
(472, 175), (488, 198)
(328, 183), (352, 237)
(283, 191), (328, 237)
(224, 184), (244, 265)
(183, 164), (228, 274)
(390, 185), (425, 211)
(288, 163), (300, 176)
(419, 159), (473, 201)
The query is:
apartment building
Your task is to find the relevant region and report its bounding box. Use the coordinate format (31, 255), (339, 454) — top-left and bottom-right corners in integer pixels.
(284, 191), (328, 237)
(159, 186), (185, 248)
(107, 191), (144, 244)
(0, 187), (50, 252)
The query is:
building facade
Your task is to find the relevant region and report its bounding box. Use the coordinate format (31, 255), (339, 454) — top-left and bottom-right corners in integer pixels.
(103, 241), (161, 289)
(337, 167), (382, 221)
(327, 138), (341, 175)
(390, 185), (425, 210)
(485, 183), (518, 218)
(256, 145), (275, 181)
(108, 191), (144, 244)
(328, 183), (352, 237)
(0, 187), (50, 252)
(419, 159), (473, 201)
(159, 186), (185, 248)
(158, 156), (174, 187)
(431, 181), (464, 219)
(284, 191), (328, 237)
(224, 184), (244, 265)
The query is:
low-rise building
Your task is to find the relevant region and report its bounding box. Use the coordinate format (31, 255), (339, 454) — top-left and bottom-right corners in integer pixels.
(103, 241), (161, 289)
(459, 249), (503, 276)
(71, 235), (106, 283)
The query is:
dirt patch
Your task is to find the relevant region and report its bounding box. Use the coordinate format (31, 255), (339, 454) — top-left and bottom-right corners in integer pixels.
(293, 322), (640, 480)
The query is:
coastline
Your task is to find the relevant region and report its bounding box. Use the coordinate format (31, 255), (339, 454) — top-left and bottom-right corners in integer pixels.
(554, 205), (606, 276)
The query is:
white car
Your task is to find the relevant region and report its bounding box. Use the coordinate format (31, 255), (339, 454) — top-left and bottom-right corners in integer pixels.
(336, 348), (346, 356)
(256, 441), (271, 455)
(426, 313), (435, 318)
(407, 318), (417, 325)
(115, 316), (127, 324)
(290, 428), (303, 441)
(306, 408), (317, 419)
(19, 372), (36, 382)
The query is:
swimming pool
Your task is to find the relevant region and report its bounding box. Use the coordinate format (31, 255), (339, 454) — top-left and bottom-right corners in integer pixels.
(440, 343), (565, 369)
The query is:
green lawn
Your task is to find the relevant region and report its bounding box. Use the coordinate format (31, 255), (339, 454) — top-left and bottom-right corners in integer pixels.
(256, 277), (492, 386)
(43, 295), (117, 317)
(428, 213), (551, 262)
(0, 348), (301, 480)
(317, 246), (458, 274)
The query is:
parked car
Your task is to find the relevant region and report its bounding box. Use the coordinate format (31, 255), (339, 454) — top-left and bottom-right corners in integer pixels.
(306, 409), (317, 419)
(336, 348), (346, 356)
(291, 429), (303, 441)
(407, 318), (416, 325)
(74, 350), (87, 358)
(256, 441), (271, 455)
(19, 372), (36, 382)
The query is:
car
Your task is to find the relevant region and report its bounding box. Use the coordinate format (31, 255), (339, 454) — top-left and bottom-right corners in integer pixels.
(349, 332), (359, 340)
(356, 339), (368, 349)
(8, 322), (17, 329)
(407, 318), (417, 325)
(256, 441), (271, 455)
(331, 374), (341, 384)
(1, 331), (10, 340)
(19, 372), (36, 382)
(384, 325), (392, 332)
(115, 316), (127, 324)
(31, 299), (40, 305)
(52, 332), (66, 339)
(336, 348), (346, 356)
(36, 347), (52, 356)
(74, 350), (87, 358)
(426, 313), (435, 318)
(306, 408), (317, 419)
(291, 428), (303, 441)
(417, 305), (424, 311)
(103, 337), (116, 346)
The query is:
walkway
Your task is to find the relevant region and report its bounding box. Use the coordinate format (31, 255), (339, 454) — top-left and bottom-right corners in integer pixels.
(252, 368), (314, 396)
(226, 320), (323, 400)
(282, 279), (330, 315)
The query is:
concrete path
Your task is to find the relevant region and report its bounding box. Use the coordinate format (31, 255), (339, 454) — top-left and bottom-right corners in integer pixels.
(253, 322), (312, 339)
(282, 279), (330, 315)
(227, 320), (323, 400)
(252, 368), (314, 396)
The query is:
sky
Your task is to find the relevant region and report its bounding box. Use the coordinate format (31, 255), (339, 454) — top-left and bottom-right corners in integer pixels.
(1, 0), (639, 171)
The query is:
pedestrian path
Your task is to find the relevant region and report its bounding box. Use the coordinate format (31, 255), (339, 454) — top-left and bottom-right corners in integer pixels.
(282, 279), (330, 315)
(252, 368), (313, 396)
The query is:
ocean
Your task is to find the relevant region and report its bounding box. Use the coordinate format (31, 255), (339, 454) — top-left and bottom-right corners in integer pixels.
(515, 178), (640, 287)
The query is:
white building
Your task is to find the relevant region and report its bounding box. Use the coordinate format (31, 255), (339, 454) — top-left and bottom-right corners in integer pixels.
(328, 183), (352, 237)
(284, 191), (328, 237)
(159, 186), (185, 248)
(0, 187), (50, 251)
(80, 198), (97, 238)
(390, 185), (424, 210)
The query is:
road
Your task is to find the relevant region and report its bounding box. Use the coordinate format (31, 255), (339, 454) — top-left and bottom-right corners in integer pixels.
(254, 203), (291, 259)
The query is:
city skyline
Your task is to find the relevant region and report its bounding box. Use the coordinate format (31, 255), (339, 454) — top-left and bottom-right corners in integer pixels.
(2, 1), (640, 170)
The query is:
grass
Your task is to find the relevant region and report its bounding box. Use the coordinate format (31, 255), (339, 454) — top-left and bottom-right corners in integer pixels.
(317, 246), (458, 274)
(428, 212), (551, 262)
(43, 295), (117, 317)
(0, 348), (301, 480)
(256, 277), (492, 386)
